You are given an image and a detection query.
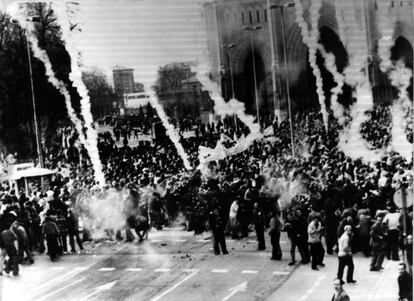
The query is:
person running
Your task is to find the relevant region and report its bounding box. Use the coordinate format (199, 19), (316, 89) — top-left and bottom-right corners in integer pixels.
(308, 215), (325, 270)
(337, 225), (356, 284)
(331, 278), (351, 301)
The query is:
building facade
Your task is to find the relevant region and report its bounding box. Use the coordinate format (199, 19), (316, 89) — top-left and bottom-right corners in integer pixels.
(203, 0), (413, 119)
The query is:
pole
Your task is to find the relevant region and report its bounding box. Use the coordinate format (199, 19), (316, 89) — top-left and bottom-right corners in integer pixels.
(280, 8), (295, 158)
(267, 0), (280, 122)
(401, 184), (408, 268)
(228, 47), (238, 133)
(249, 32), (261, 126)
(25, 22), (43, 168)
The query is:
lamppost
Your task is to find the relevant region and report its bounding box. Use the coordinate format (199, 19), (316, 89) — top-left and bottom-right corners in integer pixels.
(243, 25), (262, 126)
(269, 2), (295, 158)
(223, 43), (238, 132)
(17, 16), (44, 167)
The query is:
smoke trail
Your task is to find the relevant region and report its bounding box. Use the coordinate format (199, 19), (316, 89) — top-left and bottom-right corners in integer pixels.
(191, 62), (260, 134)
(52, 2), (105, 185)
(144, 87), (193, 170)
(334, 0), (348, 49)
(7, 3), (87, 149)
(294, 0), (328, 131)
(335, 0), (384, 163)
(375, 0), (412, 161)
(389, 62), (413, 161)
(318, 46), (345, 124)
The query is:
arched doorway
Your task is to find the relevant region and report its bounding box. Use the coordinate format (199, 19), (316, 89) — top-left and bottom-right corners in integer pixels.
(375, 36), (413, 103)
(391, 36), (413, 101)
(235, 50), (266, 117)
(291, 26), (352, 112)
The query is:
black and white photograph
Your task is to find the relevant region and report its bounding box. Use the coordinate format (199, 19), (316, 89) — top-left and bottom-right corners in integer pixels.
(0, 0), (413, 300)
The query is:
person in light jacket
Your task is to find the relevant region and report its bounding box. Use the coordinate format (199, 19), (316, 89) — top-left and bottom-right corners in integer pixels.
(337, 225), (356, 284)
(308, 216), (325, 270)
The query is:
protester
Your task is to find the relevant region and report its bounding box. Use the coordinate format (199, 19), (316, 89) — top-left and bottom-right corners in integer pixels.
(269, 211), (282, 260)
(370, 214), (387, 271)
(208, 204), (228, 255)
(42, 215), (60, 261)
(1, 215), (19, 276)
(252, 202), (266, 250)
(331, 278), (351, 301)
(337, 225), (356, 284)
(398, 263), (412, 301)
(308, 215), (325, 270)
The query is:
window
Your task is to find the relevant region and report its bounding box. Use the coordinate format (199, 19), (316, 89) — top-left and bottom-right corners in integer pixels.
(264, 9), (267, 22)
(249, 11), (252, 24)
(256, 10), (260, 23)
(242, 11), (245, 24)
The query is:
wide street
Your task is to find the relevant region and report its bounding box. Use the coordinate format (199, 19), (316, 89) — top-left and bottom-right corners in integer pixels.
(0, 230), (400, 301)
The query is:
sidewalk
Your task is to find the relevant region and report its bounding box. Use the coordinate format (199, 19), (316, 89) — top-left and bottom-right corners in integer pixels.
(267, 253), (401, 301)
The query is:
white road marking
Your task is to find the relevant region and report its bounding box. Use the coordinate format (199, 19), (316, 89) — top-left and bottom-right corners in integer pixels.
(151, 240), (162, 243)
(125, 268), (143, 272)
(151, 270), (199, 301)
(78, 280), (117, 301)
(74, 267), (90, 271)
(36, 277), (87, 301)
(299, 275), (326, 301)
(212, 269), (229, 273)
(182, 269), (199, 273)
(50, 266), (64, 271)
(173, 239), (187, 243)
(241, 270), (258, 274)
(99, 267), (115, 271)
(154, 268), (171, 273)
(273, 271), (290, 275)
(222, 281), (247, 301)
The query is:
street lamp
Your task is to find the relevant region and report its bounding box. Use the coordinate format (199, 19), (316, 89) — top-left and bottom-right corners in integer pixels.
(223, 43), (238, 132)
(269, 2), (295, 158)
(222, 44), (236, 100)
(243, 24), (262, 126)
(14, 16), (44, 167)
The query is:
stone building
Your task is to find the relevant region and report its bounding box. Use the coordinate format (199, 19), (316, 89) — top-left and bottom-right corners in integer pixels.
(203, 0), (413, 120)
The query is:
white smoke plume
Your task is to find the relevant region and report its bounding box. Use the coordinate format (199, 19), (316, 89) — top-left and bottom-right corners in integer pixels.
(335, 0), (384, 163)
(191, 61), (260, 135)
(389, 63), (413, 161)
(375, 1), (412, 161)
(318, 46), (345, 124)
(7, 3), (87, 149)
(144, 87), (193, 170)
(52, 2), (105, 186)
(294, 0), (328, 131)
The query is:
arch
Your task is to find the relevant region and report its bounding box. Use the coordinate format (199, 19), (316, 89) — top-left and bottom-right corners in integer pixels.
(391, 36), (413, 100)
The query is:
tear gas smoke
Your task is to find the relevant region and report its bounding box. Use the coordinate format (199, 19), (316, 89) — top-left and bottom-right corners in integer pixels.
(294, 0), (328, 131)
(319, 46), (345, 125)
(191, 61), (260, 135)
(7, 4), (87, 148)
(52, 2), (106, 186)
(335, 0), (384, 163)
(144, 87), (193, 171)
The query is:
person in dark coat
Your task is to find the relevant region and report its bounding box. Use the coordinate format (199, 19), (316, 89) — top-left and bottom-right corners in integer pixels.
(289, 208), (310, 265)
(252, 202), (266, 250)
(331, 278), (350, 301)
(12, 220), (34, 264)
(208, 207), (228, 255)
(66, 206), (83, 253)
(269, 211), (282, 260)
(398, 263), (412, 301)
(370, 214), (387, 271)
(42, 215), (60, 261)
(2, 216), (19, 276)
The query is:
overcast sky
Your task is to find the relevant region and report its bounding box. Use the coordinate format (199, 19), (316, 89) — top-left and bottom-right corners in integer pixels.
(77, 0), (207, 85)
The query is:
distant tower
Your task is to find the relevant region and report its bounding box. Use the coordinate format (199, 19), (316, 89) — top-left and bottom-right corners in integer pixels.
(112, 66), (135, 95)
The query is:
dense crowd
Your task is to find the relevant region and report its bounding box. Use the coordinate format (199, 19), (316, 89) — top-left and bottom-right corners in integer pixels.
(0, 104), (413, 300)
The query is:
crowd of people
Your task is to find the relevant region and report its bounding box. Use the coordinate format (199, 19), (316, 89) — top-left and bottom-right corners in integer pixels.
(0, 104), (413, 299)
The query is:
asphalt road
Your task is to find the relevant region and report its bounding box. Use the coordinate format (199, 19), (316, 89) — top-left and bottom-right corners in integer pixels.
(1, 230), (296, 301)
